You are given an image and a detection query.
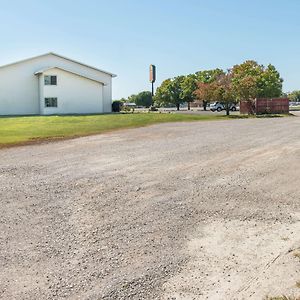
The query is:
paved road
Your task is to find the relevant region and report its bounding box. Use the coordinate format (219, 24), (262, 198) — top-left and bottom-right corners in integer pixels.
(0, 115), (300, 299)
(136, 107), (240, 116)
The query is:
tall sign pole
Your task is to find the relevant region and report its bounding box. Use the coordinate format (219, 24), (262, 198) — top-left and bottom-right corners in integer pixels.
(149, 64), (156, 105)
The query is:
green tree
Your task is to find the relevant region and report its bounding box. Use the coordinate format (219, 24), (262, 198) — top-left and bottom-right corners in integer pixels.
(195, 69), (225, 110)
(195, 68), (225, 83)
(288, 90), (300, 102)
(180, 74), (197, 110)
(231, 60), (283, 101)
(214, 71), (235, 116)
(195, 71), (235, 115)
(130, 91), (152, 107)
(127, 94), (137, 103)
(154, 76), (185, 110)
(113, 97), (127, 103)
(257, 64), (283, 98)
(231, 61), (262, 101)
(194, 81), (217, 109)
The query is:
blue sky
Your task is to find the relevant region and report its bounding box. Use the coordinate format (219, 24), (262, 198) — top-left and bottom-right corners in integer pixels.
(0, 0), (299, 99)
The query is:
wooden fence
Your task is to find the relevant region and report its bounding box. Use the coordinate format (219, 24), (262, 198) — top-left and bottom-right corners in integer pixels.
(240, 98), (289, 114)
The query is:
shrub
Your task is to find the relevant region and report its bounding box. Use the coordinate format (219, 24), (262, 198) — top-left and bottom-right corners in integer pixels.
(112, 101), (123, 112)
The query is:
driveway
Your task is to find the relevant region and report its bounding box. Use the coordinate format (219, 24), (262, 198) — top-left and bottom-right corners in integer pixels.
(0, 116), (300, 299)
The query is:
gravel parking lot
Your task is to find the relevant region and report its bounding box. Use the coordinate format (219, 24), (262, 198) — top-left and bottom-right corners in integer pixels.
(1, 115), (300, 300)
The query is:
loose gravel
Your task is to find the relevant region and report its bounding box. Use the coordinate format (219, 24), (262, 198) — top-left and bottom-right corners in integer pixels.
(0, 115), (300, 299)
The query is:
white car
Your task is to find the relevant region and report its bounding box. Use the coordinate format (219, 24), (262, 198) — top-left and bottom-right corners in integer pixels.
(210, 102), (237, 112)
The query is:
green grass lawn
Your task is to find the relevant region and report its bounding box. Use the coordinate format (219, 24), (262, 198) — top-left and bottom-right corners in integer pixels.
(0, 112), (282, 147)
(0, 113), (231, 147)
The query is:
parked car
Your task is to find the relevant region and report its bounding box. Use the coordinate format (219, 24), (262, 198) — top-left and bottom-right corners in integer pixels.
(210, 102), (237, 112)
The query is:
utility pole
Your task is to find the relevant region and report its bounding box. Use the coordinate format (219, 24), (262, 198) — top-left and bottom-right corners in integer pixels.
(151, 81), (154, 97)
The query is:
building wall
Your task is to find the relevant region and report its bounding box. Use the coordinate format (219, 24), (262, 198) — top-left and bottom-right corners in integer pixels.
(0, 61), (40, 115)
(40, 68), (103, 115)
(0, 53), (113, 115)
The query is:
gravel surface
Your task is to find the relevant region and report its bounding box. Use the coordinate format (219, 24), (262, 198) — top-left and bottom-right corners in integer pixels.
(0, 115), (300, 300)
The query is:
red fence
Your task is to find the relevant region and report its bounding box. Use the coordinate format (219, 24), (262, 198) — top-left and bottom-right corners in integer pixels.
(240, 101), (255, 114)
(240, 98), (289, 114)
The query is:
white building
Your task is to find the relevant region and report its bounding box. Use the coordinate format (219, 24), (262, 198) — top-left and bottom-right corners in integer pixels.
(0, 52), (116, 115)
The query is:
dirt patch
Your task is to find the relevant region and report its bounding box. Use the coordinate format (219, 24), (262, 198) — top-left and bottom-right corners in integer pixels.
(162, 218), (300, 300)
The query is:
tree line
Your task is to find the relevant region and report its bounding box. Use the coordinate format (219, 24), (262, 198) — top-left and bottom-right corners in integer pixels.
(288, 90), (300, 102)
(115, 60), (299, 114)
(154, 60), (284, 115)
(115, 91), (153, 108)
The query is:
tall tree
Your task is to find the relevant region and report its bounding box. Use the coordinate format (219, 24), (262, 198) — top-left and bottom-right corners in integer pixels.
(195, 69), (225, 110)
(131, 91), (152, 107)
(154, 76), (185, 110)
(127, 94), (137, 103)
(180, 74), (197, 110)
(195, 68), (225, 83)
(288, 90), (300, 102)
(257, 64), (283, 98)
(195, 71), (235, 115)
(231, 60), (283, 101)
(214, 71), (235, 116)
(194, 81), (218, 109)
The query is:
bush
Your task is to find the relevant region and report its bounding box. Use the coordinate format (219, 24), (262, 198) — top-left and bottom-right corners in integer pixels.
(112, 101), (123, 112)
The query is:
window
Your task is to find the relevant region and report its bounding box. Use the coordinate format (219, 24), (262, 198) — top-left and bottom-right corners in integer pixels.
(45, 98), (57, 107)
(44, 75), (57, 85)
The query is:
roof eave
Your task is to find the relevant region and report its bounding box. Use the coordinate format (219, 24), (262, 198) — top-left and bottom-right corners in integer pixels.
(0, 52), (117, 78)
(48, 52), (117, 77)
(34, 67), (108, 85)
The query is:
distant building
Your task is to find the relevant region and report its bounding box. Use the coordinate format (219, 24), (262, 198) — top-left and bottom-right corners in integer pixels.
(0, 52), (116, 115)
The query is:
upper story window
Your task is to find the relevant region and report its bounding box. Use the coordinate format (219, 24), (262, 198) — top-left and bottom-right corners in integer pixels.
(44, 75), (57, 85)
